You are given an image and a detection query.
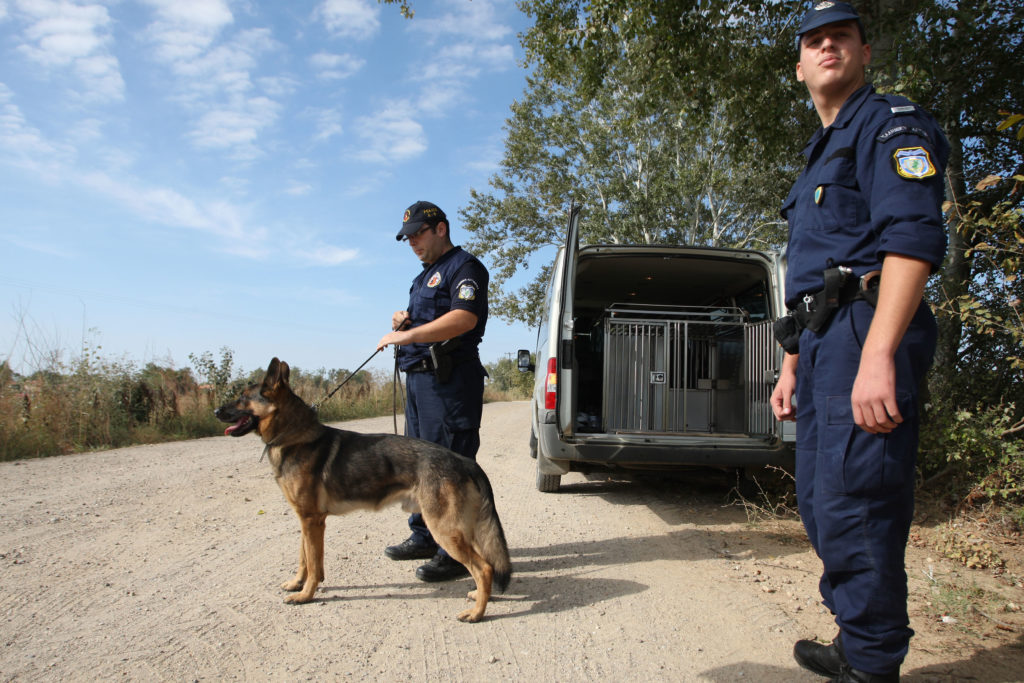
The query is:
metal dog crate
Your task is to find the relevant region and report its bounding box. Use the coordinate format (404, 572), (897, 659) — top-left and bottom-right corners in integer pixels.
(602, 305), (775, 436)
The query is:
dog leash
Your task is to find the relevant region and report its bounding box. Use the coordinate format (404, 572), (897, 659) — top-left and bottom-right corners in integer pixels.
(310, 348), (382, 413)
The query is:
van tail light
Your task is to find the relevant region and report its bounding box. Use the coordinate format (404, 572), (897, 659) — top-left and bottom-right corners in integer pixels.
(543, 357), (558, 410)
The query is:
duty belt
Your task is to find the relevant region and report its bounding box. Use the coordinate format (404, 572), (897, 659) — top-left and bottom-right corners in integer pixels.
(791, 267), (880, 331)
(773, 267), (880, 354)
(404, 358), (435, 373)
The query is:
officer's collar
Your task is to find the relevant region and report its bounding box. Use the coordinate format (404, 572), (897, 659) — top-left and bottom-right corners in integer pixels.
(829, 83), (874, 130)
(421, 244), (462, 270)
(803, 83), (875, 153)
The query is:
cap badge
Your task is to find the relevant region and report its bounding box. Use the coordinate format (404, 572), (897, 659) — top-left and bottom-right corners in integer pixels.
(893, 147), (936, 180)
(814, 1), (835, 10)
(814, 186), (824, 205)
(403, 209), (411, 222)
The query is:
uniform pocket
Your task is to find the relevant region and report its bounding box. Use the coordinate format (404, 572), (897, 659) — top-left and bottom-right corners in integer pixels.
(416, 286), (450, 320)
(821, 395), (869, 494)
(822, 392), (919, 496)
(810, 160), (864, 232)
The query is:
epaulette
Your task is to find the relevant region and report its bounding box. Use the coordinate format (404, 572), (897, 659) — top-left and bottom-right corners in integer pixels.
(876, 96), (930, 143)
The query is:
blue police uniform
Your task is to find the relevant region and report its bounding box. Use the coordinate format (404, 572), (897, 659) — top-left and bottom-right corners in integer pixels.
(781, 84), (948, 674)
(399, 245), (489, 550)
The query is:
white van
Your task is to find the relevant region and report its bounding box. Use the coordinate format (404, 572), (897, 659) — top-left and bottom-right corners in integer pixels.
(518, 203), (795, 492)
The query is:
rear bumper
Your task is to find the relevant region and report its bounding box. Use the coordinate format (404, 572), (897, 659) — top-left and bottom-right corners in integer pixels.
(536, 411), (793, 471)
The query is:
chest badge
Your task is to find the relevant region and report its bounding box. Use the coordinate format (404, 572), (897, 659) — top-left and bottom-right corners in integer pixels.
(814, 186), (824, 205)
(893, 147), (936, 179)
(427, 272), (441, 288)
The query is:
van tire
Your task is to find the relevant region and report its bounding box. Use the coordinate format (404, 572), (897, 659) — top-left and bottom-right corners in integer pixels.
(536, 462), (561, 493)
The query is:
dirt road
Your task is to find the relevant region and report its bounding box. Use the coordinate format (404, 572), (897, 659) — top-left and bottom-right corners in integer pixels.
(2, 402), (1021, 681)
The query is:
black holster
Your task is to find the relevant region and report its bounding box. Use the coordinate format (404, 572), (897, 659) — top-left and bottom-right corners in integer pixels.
(772, 315), (802, 354)
(429, 337), (462, 384)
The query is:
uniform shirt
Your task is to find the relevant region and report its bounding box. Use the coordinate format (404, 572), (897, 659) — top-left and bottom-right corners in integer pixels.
(398, 246), (489, 371)
(781, 84), (949, 309)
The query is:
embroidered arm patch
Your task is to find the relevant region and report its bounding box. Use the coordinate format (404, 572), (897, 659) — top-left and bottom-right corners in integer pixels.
(893, 147), (936, 180)
(456, 278), (478, 301)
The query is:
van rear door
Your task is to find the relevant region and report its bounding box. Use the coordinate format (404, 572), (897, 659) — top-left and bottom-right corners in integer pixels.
(555, 202), (582, 439)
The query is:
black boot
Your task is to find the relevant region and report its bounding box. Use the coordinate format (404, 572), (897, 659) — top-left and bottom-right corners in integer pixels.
(794, 632), (845, 678)
(415, 552), (470, 582)
(384, 536), (437, 561)
(831, 664), (899, 682)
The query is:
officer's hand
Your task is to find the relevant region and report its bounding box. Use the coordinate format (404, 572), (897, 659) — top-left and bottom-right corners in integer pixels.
(851, 351), (902, 434)
(771, 368), (797, 422)
(392, 311), (411, 331)
(377, 330), (409, 352)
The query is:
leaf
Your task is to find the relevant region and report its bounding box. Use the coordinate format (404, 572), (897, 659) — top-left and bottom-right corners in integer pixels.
(976, 175), (1002, 191)
(995, 113), (1024, 131)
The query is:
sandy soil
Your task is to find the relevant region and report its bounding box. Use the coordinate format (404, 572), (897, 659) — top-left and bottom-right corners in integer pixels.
(2, 401), (1022, 681)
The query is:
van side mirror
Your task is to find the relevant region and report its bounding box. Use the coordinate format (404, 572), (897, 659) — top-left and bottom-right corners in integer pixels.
(516, 349), (535, 373)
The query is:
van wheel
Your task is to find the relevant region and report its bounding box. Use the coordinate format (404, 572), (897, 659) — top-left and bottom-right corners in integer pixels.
(536, 461), (561, 493)
(529, 429), (538, 459)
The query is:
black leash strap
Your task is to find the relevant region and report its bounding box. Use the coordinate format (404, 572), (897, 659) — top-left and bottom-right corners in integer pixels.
(311, 349), (381, 413)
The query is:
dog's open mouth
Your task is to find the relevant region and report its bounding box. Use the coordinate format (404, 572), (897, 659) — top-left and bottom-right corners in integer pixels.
(224, 414), (257, 437)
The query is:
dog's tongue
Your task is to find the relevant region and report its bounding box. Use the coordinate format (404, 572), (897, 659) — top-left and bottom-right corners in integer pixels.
(225, 417), (248, 435)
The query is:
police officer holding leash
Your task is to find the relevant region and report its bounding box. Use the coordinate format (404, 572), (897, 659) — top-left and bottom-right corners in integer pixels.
(770, 3), (948, 681)
(376, 200), (489, 583)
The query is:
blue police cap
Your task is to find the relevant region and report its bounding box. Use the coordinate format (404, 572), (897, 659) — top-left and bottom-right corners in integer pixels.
(397, 200), (447, 241)
(797, 2), (863, 42)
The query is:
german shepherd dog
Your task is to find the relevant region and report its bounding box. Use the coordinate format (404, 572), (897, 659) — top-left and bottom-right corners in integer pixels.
(215, 358), (511, 622)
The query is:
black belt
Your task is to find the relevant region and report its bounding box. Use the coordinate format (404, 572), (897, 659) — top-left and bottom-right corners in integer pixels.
(773, 268), (880, 354)
(404, 358), (435, 373)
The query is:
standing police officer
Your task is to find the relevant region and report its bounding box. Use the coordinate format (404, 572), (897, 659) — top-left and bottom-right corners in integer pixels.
(770, 3), (948, 681)
(376, 200), (489, 583)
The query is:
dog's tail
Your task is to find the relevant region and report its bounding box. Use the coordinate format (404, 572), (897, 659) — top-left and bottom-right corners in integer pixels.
(474, 474), (512, 593)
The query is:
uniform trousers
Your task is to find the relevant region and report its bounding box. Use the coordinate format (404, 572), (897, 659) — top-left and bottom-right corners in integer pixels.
(403, 361), (485, 557)
(795, 300), (936, 674)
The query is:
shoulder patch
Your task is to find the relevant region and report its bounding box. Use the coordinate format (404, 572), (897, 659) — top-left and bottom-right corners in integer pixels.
(893, 147), (937, 180)
(456, 278), (478, 301)
(890, 105), (916, 114)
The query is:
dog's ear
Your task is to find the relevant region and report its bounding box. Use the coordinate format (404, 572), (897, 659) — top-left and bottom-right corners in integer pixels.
(263, 357), (290, 390)
(264, 357), (282, 389)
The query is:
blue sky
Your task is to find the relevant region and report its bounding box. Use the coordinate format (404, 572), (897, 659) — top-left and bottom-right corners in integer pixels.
(0, 0), (537, 380)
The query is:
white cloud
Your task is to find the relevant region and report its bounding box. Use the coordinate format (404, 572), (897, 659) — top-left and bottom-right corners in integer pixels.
(285, 181), (312, 196)
(298, 244), (360, 266)
(310, 107), (343, 141)
(188, 95), (280, 160)
(402, 1), (517, 119)
(416, 0), (513, 43)
(315, 0), (379, 39)
(139, 8), (281, 160)
(13, 0), (124, 101)
(341, 169), (392, 197)
(352, 103), (426, 164)
(140, 0), (234, 63)
(309, 51), (365, 80)
(0, 83), (75, 179)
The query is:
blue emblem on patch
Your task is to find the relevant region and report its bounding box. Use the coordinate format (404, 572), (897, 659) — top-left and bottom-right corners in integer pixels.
(893, 147), (936, 179)
(456, 278), (478, 301)
(814, 186), (824, 205)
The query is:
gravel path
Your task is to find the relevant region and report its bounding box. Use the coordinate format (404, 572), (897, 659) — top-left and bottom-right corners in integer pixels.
(1, 401), (1019, 681)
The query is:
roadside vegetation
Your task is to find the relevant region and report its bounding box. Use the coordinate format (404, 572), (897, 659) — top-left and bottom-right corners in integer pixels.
(0, 344), (533, 463)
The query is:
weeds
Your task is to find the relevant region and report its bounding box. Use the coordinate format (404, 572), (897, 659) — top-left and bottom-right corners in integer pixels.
(1, 344), (532, 462)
